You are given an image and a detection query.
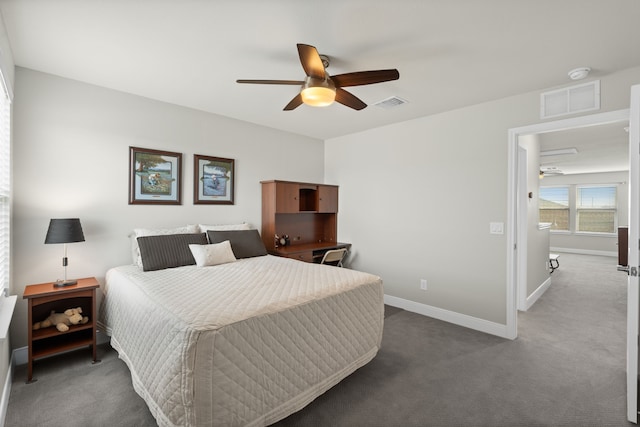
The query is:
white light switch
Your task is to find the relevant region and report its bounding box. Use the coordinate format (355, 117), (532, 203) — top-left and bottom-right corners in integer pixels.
(490, 222), (504, 235)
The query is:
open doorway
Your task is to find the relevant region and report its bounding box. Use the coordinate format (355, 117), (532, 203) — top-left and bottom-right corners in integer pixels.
(520, 121), (629, 309)
(506, 109), (630, 339)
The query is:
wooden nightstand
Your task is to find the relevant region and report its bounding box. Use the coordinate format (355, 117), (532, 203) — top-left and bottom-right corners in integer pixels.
(23, 277), (100, 383)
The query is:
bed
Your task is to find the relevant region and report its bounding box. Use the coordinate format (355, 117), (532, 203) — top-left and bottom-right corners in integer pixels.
(98, 227), (384, 427)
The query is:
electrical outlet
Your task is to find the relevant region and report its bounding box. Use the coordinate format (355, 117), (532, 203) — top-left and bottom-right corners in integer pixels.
(420, 279), (428, 291)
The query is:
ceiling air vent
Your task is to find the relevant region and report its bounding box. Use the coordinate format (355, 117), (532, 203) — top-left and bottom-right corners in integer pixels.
(540, 80), (600, 119)
(374, 96), (408, 109)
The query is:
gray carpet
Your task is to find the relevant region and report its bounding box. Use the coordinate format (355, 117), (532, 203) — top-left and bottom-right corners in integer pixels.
(6, 253), (632, 426)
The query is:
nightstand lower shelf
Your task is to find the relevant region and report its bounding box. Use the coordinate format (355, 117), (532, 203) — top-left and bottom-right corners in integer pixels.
(31, 327), (94, 359)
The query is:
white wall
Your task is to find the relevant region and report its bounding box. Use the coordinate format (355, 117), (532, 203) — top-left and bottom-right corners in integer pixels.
(10, 68), (324, 349)
(542, 171), (629, 255)
(325, 66), (640, 331)
(519, 134), (551, 300)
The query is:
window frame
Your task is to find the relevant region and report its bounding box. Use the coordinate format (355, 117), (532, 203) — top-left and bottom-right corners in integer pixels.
(0, 90), (10, 297)
(539, 185), (571, 233)
(539, 183), (619, 236)
(575, 184), (618, 236)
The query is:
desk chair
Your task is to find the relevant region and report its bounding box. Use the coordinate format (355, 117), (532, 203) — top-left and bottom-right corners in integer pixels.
(320, 248), (347, 267)
(549, 253), (560, 273)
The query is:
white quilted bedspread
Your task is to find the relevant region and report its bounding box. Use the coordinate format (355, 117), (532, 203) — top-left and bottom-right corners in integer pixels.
(99, 255), (384, 427)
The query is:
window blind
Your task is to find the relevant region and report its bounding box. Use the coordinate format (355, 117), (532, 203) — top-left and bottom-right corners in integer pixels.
(539, 186), (570, 231)
(577, 185), (616, 208)
(576, 185), (617, 233)
(0, 91), (10, 294)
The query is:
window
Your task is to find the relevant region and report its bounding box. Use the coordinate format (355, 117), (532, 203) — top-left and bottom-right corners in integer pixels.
(576, 185), (617, 233)
(540, 184), (618, 235)
(0, 92), (9, 295)
(539, 186), (570, 231)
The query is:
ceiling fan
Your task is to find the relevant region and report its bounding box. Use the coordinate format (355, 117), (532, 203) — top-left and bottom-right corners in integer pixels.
(236, 43), (400, 111)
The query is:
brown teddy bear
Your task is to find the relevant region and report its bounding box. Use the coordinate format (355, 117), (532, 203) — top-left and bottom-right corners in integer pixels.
(33, 307), (89, 332)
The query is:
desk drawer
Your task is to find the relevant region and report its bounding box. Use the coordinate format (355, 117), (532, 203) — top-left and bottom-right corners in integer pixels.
(285, 251), (314, 263)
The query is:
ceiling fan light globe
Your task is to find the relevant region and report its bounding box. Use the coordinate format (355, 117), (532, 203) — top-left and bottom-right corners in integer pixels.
(301, 76), (336, 107)
(301, 86), (336, 107)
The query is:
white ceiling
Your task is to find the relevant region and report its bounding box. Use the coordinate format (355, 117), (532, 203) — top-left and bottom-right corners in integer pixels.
(539, 122), (630, 176)
(0, 0), (639, 143)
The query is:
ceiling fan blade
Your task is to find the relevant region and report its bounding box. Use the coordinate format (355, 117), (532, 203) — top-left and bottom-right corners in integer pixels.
(331, 69), (400, 87)
(283, 94), (303, 111)
(236, 79), (304, 85)
(335, 88), (367, 110)
(297, 44), (325, 79)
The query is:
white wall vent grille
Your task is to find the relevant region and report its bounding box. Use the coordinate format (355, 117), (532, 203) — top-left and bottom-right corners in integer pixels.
(540, 80), (600, 119)
(374, 96), (408, 109)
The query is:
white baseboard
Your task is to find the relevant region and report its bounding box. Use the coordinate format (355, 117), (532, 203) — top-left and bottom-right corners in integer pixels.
(522, 277), (552, 312)
(13, 346), (26, 368)
(550, 247), (617, 257)
(384, 294), (510, 339)
(12, 330), (110, 367)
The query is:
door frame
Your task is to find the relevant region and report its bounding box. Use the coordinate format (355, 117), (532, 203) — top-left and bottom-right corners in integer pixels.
(626, 84), (640, 423)
(506, 109), (630, 339)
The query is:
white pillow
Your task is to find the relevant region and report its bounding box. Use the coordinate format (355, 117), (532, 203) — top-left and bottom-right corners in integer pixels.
(189, 241), (237, 267)
(131, 225), (198, 266)
(198, 223), (251, 233)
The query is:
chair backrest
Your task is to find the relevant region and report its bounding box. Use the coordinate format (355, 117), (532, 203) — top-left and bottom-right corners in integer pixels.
(320, 248), (347, 267)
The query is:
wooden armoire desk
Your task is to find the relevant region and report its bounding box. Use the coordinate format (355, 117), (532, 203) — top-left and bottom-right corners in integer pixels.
(261, 180), (349, 263)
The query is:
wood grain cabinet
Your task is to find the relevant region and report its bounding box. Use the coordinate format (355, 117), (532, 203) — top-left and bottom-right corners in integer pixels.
(23, 277), (100, 382)
(318, 185), (338, 213)
(274, 181), (300, 213)
(261, 180), (346, 262)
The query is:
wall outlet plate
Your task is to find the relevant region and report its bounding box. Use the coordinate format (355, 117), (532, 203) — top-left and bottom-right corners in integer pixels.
(489, 222), (504, 235)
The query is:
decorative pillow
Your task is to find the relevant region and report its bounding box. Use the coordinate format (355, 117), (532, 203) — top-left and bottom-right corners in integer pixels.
(189, 240), (237, 267)
(206, 229), (268, 259)
(137, 233), (208, 272)
(131, 225), (198, 266)
(198, 223), (251, 233)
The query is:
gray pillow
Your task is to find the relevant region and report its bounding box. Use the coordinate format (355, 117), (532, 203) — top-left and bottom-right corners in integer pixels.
(137, 233), (208, 271)
(206, 229), (267, 259)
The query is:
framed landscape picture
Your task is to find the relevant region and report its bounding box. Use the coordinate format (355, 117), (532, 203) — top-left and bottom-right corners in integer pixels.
(129, 146), (182, 205)
(194, 154), (235, 205)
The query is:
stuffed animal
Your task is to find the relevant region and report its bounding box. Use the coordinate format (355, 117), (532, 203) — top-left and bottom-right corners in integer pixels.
(33, 307), (89, 332)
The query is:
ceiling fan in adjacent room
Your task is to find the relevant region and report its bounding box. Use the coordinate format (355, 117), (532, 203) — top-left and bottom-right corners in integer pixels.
(236, 43), (400, 111)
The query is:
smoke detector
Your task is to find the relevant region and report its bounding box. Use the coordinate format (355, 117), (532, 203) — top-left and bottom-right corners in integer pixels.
(568, 67), (591, 80)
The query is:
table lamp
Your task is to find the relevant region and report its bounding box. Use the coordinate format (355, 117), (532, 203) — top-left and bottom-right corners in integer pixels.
(45, 218), (85, 287)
